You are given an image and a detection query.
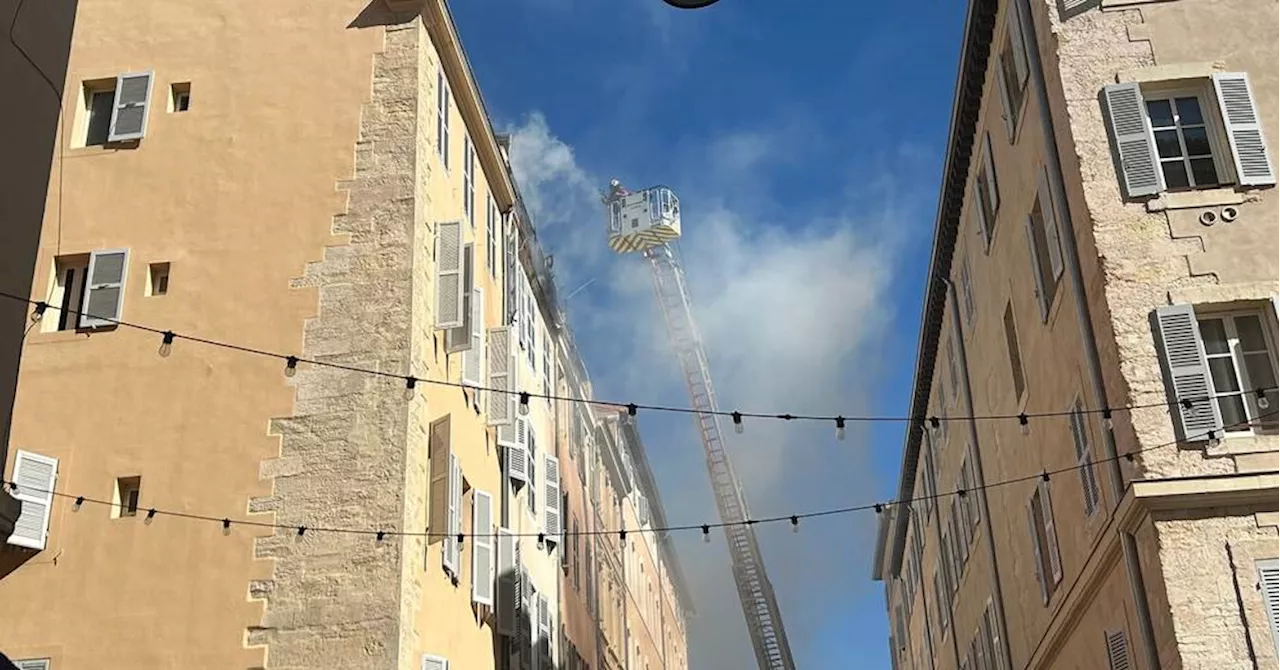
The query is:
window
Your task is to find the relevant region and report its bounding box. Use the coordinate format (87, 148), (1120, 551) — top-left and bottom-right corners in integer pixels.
(78, 72), (154, 147)
(1003, 302), (1027, 402)
(959, 252), (977, 328)
(147, 262), (170, 296)
(1027, 479), (1063, 604)
(437, 68), (451, 169)
(44, 249), (130, 332)
(995, 2), (1029, 139)
(1197, 312), (1278, 433)
(947, 336), (961, 400)
(1025, 167), (1063, 322)
(113, 476), (142, 518)
(1069, 398), (1101, 516)
(922, 438), (938, 517)
(933, 568), (950, 635)
(464, 135), (475, 228)
(1104, 73), (1275, 198)
(1257, 558), (1279, 652)
(83, 82), (116, 146)
(487, 195), (498, 279)
(974, 133), (1000, 248)
(169, 82), (191, 112)
(47, 254), (89, 331)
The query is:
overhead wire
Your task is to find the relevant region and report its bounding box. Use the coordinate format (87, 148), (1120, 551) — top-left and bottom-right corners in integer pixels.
(3, 289), (1269, 429)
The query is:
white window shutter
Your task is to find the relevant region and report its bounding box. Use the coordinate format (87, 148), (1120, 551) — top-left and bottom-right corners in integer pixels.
(472, 489), (494, 606)
(488, 327), (515, 426)
(1040, 479), (1063, 584)
(497, 527), (517, 635)
(108, 71), (153, 142)
(7, 450), (58, 550)
(544, 454), (561, 540)
(462, 287), (484, 388)
(422, 654), (449, 670)
(1212, 72), (1275, 186)
(1104, 630), (1130, 670)
(1037, 167), (1064, 281)
(1023, 215), (1049, 322)
(80, 248), (129, 328)
(501, 416), (530, 487)
(1257, 559), (1280, 651)
(1155, 304), (1222, 441)
(983, 132), (1000, 213)
(443, 453), (460, 576)
(15, 661), (51, 670)
(1103, 83), (1162, 198)
(1027, 500), (1048, 604)
(435, 221), (465, 330)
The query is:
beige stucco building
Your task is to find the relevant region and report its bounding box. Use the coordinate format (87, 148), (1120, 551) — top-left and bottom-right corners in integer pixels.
(0, 1), (690, 669)
(874, 0), (1278, 669)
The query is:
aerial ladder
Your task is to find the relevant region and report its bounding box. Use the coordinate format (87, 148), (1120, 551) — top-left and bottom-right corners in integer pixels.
(602, 179), (797, 670)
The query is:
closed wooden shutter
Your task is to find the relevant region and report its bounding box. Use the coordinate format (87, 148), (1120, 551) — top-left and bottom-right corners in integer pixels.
(428, 417), (452, 548)
(7, 450), (58, 550)
(488, 326), (516, 426)
(544, 456), (561, 537)
(1104, 630), (1130, 670)
(497, 527), (517, 635)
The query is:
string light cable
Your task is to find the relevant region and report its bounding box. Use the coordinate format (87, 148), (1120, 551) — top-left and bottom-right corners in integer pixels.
(3, 290), (1272, 431)
(7, 406), (1275, 542)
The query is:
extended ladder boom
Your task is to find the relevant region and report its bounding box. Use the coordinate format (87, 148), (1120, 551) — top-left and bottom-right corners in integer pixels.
(643, 244), (797, 670)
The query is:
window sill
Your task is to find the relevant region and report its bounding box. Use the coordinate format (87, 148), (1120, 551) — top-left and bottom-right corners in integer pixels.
(1145, 187), (1245, 212)
(1207, 433), (1278, 457)
(26, 329), (101, 345)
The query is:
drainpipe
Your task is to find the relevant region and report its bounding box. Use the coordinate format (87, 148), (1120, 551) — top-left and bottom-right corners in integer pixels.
(1011, 0), (1159, 667)
(945, 277), (1015, 669)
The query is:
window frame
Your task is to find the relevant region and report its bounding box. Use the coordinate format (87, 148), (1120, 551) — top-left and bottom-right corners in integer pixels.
(1195, 307), (1279, 435)
(1141, 85), (1234, 191)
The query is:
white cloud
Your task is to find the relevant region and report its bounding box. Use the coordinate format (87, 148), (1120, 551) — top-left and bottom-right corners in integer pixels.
(509, 115), (918, 669)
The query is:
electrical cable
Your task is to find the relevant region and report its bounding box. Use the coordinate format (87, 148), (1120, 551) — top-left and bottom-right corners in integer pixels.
(8, 407), (1275, 541)
(3, 289), (1269, 430)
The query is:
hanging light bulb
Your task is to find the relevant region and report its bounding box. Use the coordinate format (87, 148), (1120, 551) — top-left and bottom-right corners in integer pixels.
(404, 376), (418, 401)
(1018, 413), (1030, 436)
(285, 356), (299, 378)
(619, 529), (627, 547)
(1102, 408), (1114, 432)
(158, 331), (175, 358)
(790, 516), (799, 534)
(701, 525), (710, 543)
(732, 411), (743, 434)
(1256, 388), (1270, 410)
(538, 533), (546, 550)
(835, 417), (846, 442)
(519, 392), (531, 416)
(31, 301), (47, 322)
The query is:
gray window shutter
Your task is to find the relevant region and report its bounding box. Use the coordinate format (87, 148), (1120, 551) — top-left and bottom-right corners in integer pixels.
(472, 489), (494, 606)
(1058, 0), (1100, 20)
(1258, 558), (1280, 652)
(1039, 479), (1063, 584)
(1027, 499), (1048, 604)
(428, 417), (452, 547)
(445, 454), (462, 575)
(108, 71), (153, 142)
(1154, 304), (1222, 441)
(15, 661), (51, 670)
(996, 53), (1016, 140)
(1104, 630), (1130, 670)
(1212, 72), (1275, 186)
(435, 221), (465, 330)
(81, 248), (129, 328)
(447, 244), (475, 353)
(497, 527), (517, 635)
(1023, 215), (1049, 322)
(422, 654), (449, 670)
(1037, 167), (1064, 282)
(1007, 4), (1028, 90)
(7, 450), (58, 550)
(501, 416), (530, 487)
(983, 132), (1000, 213)
(488, 326), (515, 426)
(1103, 83), (1162, 198)
(462, 287), (484, 388)
(544, 454), (562, 540)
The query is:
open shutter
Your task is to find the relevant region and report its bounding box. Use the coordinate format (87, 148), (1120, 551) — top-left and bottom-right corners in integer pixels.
(1104, 630), (1130, 670)
(497, 528), (517, 634)
(447, 455), (462, 575)
(1027, 500), (1048, 604)
(1258, 558), (1280, 652)
(15, 661), (50, 670)
(1104, 83), (1162, 198)
(1037, 167), (1064, 282)
(472, 489), (494, 606)
(501, 416), (530, 486)
(435, 221), (465, 330)
(428, 417), (452, 547)
(462, 287), (484, 387)
(422, 654), (449, 670)
(108, 71), (153, 142)
(1024, 216), (1049, 322)
(81, 248), (129, 328)
(1155, 304), (1222, 441)
(1039, 479), (1063, 584)
(537, 593), (551, 659)
(488, 327), (516, 426)
(972, 187), (990, 251)
(1007, 3), (1028, 88)
(995, 53), (1016, 139)
(544, 454), (561, 541)
(447, 244), (475, 353)
(983, 132), (1000, 213)
(7, 450), (58, 550)
(1212, 73), (1275, 186)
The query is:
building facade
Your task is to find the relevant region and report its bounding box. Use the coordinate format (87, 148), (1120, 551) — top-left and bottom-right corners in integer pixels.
(0, 1), (691, 669)
(874, 1), (1278, 669)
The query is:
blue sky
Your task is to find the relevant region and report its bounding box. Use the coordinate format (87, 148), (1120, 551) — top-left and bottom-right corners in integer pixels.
(452, 1), (967, 667)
